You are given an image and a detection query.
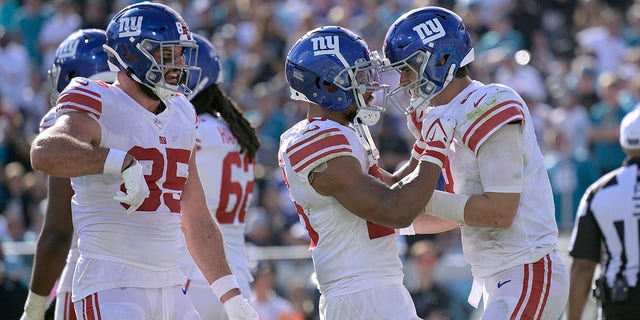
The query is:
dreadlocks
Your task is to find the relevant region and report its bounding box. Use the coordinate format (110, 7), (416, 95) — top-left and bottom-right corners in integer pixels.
(190, 84), (260, 160)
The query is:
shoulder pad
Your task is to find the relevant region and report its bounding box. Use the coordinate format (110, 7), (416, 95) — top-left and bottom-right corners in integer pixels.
(460, 84), (525, 154)
(284, 121), (355, 174)
(56, 77), (106, 119)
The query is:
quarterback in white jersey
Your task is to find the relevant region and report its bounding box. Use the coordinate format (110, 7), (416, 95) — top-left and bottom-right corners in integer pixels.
(28, 3), (258, 320)
(281, 26), (449, 320)
(383, 7), (569, 320)
(179, 33), (260, 320)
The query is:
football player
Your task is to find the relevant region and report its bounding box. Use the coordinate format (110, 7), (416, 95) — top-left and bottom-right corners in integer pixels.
(279, 25), (450, 320)
(28, 3), (257, 319)
(383, 6), (570, 319)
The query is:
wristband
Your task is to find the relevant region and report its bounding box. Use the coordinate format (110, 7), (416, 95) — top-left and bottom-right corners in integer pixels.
(210, 274), (239, 300)
(23, 290), (48, 316)
(423, 190), (469, 225)
(398, 223), (416, 235)
(103, 149), (128, 174)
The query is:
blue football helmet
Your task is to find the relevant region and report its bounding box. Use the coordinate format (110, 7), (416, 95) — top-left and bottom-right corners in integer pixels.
(285, 26), (387, 126)
(104, 2), (200, 100)
(186, 33), (221, 100)
(383, 6), (474, 113)
(48, 28), (116, 105)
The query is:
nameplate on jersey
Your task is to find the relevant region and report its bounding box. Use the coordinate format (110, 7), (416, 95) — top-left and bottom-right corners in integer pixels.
(118, 16), (143, 38)
(413, 18), (445, 45)
(312, 35), (339, 56)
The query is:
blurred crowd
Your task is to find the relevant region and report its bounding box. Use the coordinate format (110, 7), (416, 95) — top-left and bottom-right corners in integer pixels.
(0, 0), (638, 319)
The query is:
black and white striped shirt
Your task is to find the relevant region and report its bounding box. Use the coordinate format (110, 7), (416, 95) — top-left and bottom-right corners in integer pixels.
(569, 158), (640, 288)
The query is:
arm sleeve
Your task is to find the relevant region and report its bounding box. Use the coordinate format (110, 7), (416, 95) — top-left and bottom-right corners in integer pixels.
(476, 123), (524, 193)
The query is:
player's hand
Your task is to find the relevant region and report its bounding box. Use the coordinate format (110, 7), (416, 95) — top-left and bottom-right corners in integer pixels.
(223, 295), (259, 320)
(20, 291), (47, 320)
(406, 106), (427, 140)
(114, 160), (149, 214)
(420, 115), (456, 168)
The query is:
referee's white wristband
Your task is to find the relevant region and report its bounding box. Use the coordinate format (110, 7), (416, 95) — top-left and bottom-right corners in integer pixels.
(210, 274), (239, 300)
(103, 148), (127, 174)
(424, 190), (469, 225)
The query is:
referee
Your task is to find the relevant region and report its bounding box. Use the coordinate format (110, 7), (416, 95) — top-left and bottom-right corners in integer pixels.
(568, 108), (640, 320)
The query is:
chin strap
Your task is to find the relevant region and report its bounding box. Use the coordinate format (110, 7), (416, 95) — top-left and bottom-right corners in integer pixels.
(353, 119), (379, 161)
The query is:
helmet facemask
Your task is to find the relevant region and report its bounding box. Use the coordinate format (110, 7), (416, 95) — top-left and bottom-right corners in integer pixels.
(383, 49), (457, 115)
(47, 64), (63, 106)
(333, 50), (388, 126)
(342, 51), (388, 160)
(133, 38), (200, 100)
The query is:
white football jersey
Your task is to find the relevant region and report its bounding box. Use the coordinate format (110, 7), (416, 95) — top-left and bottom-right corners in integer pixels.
(39, 109), (78, 295)
(179, 113), (254, 297)
(413, 81), (558, 278)
(55, 78), (197, 301)
(278, 118), (404, 298)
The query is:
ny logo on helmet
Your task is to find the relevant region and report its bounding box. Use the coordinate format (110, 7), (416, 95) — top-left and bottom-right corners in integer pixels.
(311, 35), (339, 56)
(118, 16), (143, 38)
(57, 39), (79, 59)
(412, 18), (446, 45)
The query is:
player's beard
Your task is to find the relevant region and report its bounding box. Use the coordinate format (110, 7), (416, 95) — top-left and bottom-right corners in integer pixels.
(345, 106), (358, 123)
(136, 81), (161, 101)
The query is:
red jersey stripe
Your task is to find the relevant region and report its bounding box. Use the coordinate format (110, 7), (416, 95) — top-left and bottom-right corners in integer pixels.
(462, 100), (523, 144)
(71, 86), (101, 99)
(58, 92), (103, 116)
(410, 112), (422, 132)
(288, 134), (349, 167)
(511, 263), (530, 320)
(83, 294), (93, 320)
(521, 256), (548, 319)
(94, 293), (102, 320)
(294, 147), (352, 173)
(57, 105), (103, 119)
(295, 202), (319, 247)
(466, 106), (524, 153)
(287, 127), (341, 153)
(535, 255), (553, 320)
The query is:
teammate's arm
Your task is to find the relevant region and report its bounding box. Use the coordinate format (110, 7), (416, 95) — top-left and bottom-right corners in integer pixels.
(22, 177), (75, 320)
(310, 156), (442, 228)
(567, 258), (597, 320)
(411, 213), (459, 234)
(181, 149), (258, 318)
(388, 157), (419, 185)
(180, 149), (237, 299)
(28, 177), (74, 296)
(423, 124), (522, 228)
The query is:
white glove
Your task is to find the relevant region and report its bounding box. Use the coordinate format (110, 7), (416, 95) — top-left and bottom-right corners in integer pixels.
(223, 295), (259, 320)
(20, 291), (48, 320)
(113, 160), (149, 215)
(420, 115), (456, 168)
(407, 107), (427, 140)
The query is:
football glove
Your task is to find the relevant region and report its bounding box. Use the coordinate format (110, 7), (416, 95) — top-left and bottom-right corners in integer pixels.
(420, 115), (456, 168)
(114, 160), (149, 215)
(223, 295), (259, 320)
